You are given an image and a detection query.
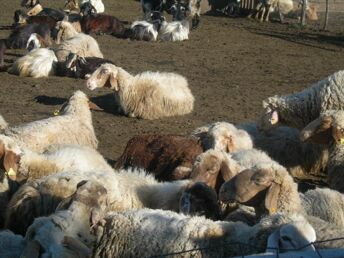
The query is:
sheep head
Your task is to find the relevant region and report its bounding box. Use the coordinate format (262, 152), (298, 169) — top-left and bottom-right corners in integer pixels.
(219, 166), (283, 215)
(0, 137), (21, 181)
(86, 64), (119, 91)
(179, 182), (220, 220)
(257, 106), (279, 132)
(55, 21), (78, 44)
(300, 110), (344, 145)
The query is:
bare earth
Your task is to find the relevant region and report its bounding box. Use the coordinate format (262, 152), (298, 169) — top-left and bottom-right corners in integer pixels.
(1, 0), (344, 165)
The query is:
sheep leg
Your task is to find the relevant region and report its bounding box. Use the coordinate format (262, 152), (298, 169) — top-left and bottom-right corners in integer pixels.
(264, 5), (272, 22)
(172, 166), (192, 180)
(279, 11), (284, 23)
(20, 240), (41, 258)
(191, 15), (200, 29)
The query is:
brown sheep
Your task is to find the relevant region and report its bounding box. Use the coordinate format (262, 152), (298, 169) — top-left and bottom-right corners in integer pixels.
(115, 134), (204, 181)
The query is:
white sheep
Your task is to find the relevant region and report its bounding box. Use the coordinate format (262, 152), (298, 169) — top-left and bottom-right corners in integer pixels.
(90, 209), (316, 257)
(219, 162), (344, 228)
(86, 64), (194, 119)
(5, 168), (191, 234)
(258, 70), (344, 131)
(158, 19), (190, 42)
(2, 90), (98, 153)
(81, 0), (105, 13)
(55, 21), (103, 63)
(8, 48), (57, 78)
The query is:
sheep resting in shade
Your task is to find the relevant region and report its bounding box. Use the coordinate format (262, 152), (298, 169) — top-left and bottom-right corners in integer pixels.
(86, 63), (194, 119)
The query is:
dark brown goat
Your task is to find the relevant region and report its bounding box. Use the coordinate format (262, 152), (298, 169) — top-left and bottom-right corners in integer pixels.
(115, 134), (204, 181)
(80, 14), (127, 36)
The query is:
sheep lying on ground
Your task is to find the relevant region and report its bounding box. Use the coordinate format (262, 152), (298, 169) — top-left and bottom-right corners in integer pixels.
(5, 168), (190, 235)
(240, 122), (328, 184)
(258, 70), (344, 131)
(24, 180), (108, 257)
(8, 48), (57, 78)
(0, 144), (113, 184)
(90, 209), (316, 257)
(55, 21), (103, 63)
(2, 90), (98, 152)
(219, 162), (344, 227)
(301, 110), (344, 193)
(86, 63), (194, 119)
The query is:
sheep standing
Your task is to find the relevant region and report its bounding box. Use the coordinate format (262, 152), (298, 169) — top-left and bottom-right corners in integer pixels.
(2, 90), (98, 152)
(86, 64), (194, 119)
(258, 70), (344, 131)
(91, 209), (316, 257)
(55, 21), (103, 63)
(8, 48), (57, 78)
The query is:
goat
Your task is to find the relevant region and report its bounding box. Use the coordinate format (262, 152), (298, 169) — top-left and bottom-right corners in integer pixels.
(141, 0), (164, 20)
(80, 14), (127, 36)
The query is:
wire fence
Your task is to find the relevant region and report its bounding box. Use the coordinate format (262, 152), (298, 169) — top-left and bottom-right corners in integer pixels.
(148, 236), (344, 258)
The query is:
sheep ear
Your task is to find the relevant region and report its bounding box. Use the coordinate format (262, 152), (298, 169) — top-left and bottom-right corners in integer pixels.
(265, 182), (281, 215)
(109, 72), (119, 91)
(3, 150), (20, 180)
(300, 115), (333, 144)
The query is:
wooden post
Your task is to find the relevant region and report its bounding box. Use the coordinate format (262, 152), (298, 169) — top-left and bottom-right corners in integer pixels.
(323, 0), (329, 30)
(301, 0), (308, 26)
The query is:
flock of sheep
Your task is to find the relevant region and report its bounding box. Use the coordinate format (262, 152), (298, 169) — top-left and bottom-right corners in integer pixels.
(0, 0), (343, 258)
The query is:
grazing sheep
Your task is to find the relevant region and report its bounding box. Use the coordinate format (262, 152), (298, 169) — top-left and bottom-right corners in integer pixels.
(0, 230), (26, 258)
(8, 48), (57, 78)
(0, 144), (113, 184)
(258, 70), (344, 131)
(5, 168), (191, 235)
(64, 53), (113, 79)
(239, 122), (328, 184)
(2, 90), (98, 152)
(86, 64), (194, 119)
(26, 33), (52, 51)
(219, 162), (344, 227)
(24, 180), (108, 257)
(81, 0), (105, 14)
(80, 14), (127, 36)
(115, 134), (204, 181)
(158, 19), (190, 42)
(91, 209), (316, 257)
(55, 21), (103, 63)
(301, 110), (344, 193)
(7, 23), (51, 49)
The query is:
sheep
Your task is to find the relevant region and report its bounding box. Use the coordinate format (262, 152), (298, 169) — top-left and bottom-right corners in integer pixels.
(7, 23), (51, 49)
(158, 18), (190, 42)
(81, 0), (105, 14)
(80, 14), (127, 36)
(64, 53), (114, 79)
(54, 21), (103, 63)
(115, 134), (204, 181)
(26, 33), (52, 51)
(0, 144), (114, 184)
(239, 122), (329, 185)
(23, 180), (108, 257)
(258, 70), (344, 131)
(2, 90), (98, 153)
(180, 0), (203, 29)
(5, 168), (191, 234)
(13, 10), (57, 29)
(300, 110), (344, 193)
(124, 18), (161, 41)
(219, 162), (344, 227)
(91, 209), (316, 257)
(0, 230), (27, 258)
(86, 64), (194, 119)
(8, 48), (57, 78)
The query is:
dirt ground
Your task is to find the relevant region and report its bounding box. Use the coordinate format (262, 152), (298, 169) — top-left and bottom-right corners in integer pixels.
(1, 0), (344, 164)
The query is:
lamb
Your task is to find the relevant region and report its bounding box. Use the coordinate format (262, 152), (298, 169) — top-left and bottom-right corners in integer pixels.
(81, 0), (105, 14)
(258, 70), (344, 131)
(64, 53), (114, 79)
(219, 162), (344, 227)
(23, 180), (108, 257)
(54, 21), (103, 63)
(2, 90), (98, 153)
(158, 18), (190, 42)
(239, 122), (329, 184)
(8, 48), (57, 78)
(0, 143), (114, 184)
(5, 168), (191, 234)
(86, 64), (194, 119)
(90, 209), (316, 257)
(301, 110), (344, 193)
